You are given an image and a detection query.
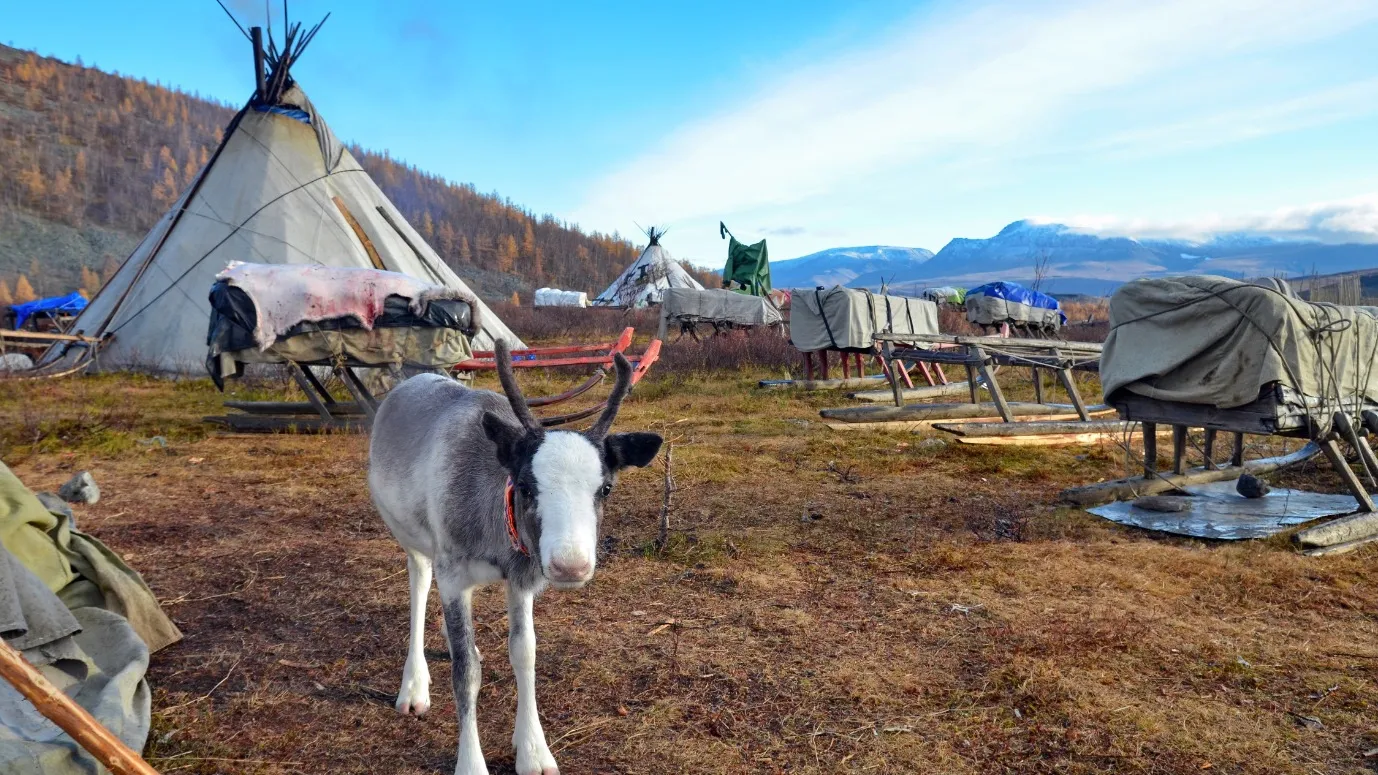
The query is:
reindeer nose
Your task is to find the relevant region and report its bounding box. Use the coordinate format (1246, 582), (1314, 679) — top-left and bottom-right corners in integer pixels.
(549, 555), (591, 582)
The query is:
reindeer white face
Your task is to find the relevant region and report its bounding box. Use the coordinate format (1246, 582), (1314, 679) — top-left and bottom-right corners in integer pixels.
(529, 431), (605, 588)
(482, 343), (663, 591)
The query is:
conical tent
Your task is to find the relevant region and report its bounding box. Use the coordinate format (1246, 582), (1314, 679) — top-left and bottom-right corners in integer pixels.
(592, 227), (703, 308)
(62, 25), (521, 374)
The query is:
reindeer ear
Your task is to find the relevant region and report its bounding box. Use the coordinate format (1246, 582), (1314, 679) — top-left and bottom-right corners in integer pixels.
(604, 432), (663, 470)
(482, 412), (524, 471)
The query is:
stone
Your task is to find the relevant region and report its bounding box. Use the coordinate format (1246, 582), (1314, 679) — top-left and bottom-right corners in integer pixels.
(1236, 473), (1270, 499)
(57, 471), (100, 505)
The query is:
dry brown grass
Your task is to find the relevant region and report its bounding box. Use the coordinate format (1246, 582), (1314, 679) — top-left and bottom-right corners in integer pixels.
(2, 365), (1377, 774)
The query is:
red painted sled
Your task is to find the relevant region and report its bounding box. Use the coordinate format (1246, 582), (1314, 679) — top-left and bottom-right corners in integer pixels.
(454, 327), (662, 426)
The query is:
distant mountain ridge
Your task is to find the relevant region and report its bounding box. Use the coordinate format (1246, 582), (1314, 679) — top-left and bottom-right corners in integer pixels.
(771, 245), (934, 289)
(784, 220), (1378, 297)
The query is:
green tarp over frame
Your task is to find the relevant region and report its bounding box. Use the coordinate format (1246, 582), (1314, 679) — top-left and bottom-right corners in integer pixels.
(719, 222), (771, 296)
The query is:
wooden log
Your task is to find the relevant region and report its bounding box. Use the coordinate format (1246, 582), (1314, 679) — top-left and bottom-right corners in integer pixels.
(1301, 533), (1378, 556)
(933, 419), (1161, 437)
(0, 640), (161, 775)
(1143, 421), (1158, 477)
(1231, 432), (1245, 466)
(1202, 428), (1217, 469)
(820, 401), (1112, 423)
(0, 329), (106, 345)
(1171, 425), (1188, 475)
(969, 345), (1013, 423)
(823, 411), (1093, 433)
(1318, 436), (1375, 512)
(849, 382), (974, 403)
(1059, 442), (1322, 507)
(1294, 511), (1378, 548)
(288, 362), (334, 420)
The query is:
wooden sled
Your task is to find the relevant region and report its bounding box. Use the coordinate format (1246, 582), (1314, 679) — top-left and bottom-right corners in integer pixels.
(453, 327), (662, 426)
(0, 330), (108, 380)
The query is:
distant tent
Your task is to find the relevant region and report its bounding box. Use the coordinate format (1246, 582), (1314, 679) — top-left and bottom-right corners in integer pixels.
(58, 15), (522, 374)
(719, 222), (771, 296)
(592, 227), (702, 308)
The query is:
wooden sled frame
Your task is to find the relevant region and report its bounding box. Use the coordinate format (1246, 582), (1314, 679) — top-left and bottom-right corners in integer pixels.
(0, 329), (109, 380)
(453, 327), (664, 426)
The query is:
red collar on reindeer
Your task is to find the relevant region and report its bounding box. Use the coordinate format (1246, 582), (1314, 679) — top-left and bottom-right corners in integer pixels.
(504, 477), (529, 556)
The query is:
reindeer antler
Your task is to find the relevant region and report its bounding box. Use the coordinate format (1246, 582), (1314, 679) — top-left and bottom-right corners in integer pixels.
(493, 340), (540, 431)
(588, 352), (634, 438)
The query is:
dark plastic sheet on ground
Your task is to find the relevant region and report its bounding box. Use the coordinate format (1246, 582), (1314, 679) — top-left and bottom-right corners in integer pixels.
(1087, 479), (1357, 540)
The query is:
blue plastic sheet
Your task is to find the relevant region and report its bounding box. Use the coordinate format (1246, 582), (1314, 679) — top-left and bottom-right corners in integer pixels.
(9, 292), (87, 329)
(966, 281), (1066, 324)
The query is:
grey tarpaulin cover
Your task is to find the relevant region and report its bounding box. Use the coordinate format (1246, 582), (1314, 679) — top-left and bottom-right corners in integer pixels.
(1087, 479), (1356, 540)
(1, 462), (181, 775)
(965, 294), (1063, 328)
(789, 287), (938, 351)
(660, 288), (782, 328)
(1101, 275), (1378, 410)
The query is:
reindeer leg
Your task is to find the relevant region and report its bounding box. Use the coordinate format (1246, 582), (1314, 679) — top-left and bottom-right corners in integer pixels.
(396, 549), (433, 716)
(439, 572), (488, 775)
(508, 584), (558, 775)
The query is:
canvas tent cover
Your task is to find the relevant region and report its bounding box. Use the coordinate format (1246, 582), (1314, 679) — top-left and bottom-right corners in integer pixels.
(593, 231), (703, 307)
(660, 288), (782, 328)
(206, 264), (475, 389)
(61, 83), (520, 374)
(965, 281), (1065, 328)
(534, 288), (589, 307)
(922, 286), (966, 304)
(7, 294), (87, 330)
(720, 225), (771, 296)
(0, 462), (181, 775)
(789, 286), (938, 352)
(1101, 275), (1378, 412)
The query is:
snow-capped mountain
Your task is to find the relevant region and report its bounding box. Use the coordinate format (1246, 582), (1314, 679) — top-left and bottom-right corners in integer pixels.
(771, 245), (934, 289)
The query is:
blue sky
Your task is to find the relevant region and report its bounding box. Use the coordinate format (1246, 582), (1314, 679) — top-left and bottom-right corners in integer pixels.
(8, 0), (1378, 267)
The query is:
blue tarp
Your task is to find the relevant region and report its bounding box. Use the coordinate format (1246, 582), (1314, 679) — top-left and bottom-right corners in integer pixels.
(9, 292), (87, 329)
(966, 281), (1066, 323)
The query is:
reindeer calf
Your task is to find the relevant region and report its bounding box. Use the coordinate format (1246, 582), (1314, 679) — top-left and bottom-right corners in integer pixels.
(368, 343), (661, 775)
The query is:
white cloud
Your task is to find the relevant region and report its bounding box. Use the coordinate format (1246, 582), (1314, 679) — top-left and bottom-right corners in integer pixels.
(574, 0), (1378, 231)
(1048, 193), (1378, 244)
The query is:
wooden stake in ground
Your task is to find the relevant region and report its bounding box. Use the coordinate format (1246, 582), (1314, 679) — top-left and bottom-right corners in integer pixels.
(657, 442), (673, 551)
(0, 639), (161, 775)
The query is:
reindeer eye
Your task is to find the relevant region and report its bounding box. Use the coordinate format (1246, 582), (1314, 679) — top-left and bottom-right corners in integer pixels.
(599, 483), (613, 498)
(519, 484), (535, 500)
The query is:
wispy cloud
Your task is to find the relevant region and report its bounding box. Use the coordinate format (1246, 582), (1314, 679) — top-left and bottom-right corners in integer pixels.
(760, 226), (806, 236)
(1047, 193), (1378, 244)
(575, 0), (1378, 228)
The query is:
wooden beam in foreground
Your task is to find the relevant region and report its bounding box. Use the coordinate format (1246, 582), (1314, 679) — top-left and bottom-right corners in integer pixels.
(0, 640), (161, 775)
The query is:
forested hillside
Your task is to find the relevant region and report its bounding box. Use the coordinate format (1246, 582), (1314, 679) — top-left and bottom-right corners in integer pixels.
(0, 44), (715, 305)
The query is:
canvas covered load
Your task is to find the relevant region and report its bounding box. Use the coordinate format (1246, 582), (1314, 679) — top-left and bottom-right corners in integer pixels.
(660, 288), (783, 328)
(0, 462), (181, 775)
(965, 281), (1065, 328)
(789, 286), (938, 352)
(1101, 275), (1378, 412)
(534, 288), (589, 307)
(206, 263), (476, 388)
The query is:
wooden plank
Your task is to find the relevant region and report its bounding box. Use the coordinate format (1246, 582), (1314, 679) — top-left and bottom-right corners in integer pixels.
(1032, 367), (1044, 404)
(1302, 533), (1378, 556)
(824, 412), (1093, 433)
(337, 366), (378, 419)
(332, 196), (386, 270)
(933, 419), (1167, 437)
(0, 640), (160, 775)
(1231, 432), (1245, 467)
(849, 382), (974, 403)
(1318, 437), (1375, 512)
(1061, 442), (1322, 506)
(288, 363), (333, 421)
(1112, 391), (1286, 436)
(969, 345), (1012, 423)
(1171, 425), (1188, 475)
(955, 433), (1123, 447)
(0, 329), (105, 344)
(875, 332), (1103, 353)
(1295, 510), (1378, 548)
(821, 402), (1113, 423)
(1142, 421), (1158, 478)
(1202, 428), (1217, 470)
